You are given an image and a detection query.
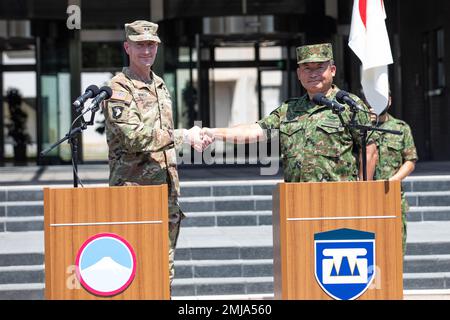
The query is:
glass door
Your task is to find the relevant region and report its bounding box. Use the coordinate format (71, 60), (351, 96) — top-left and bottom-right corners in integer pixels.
(194, 34), (300, 164)
(0, 39), (37, 165)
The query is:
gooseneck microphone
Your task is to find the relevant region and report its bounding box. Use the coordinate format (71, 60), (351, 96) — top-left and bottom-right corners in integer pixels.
(335, 90), (367, 112)
(73, 85), (100, 111)
(86, 86), (113, 113)
(312, 93), (345, 113)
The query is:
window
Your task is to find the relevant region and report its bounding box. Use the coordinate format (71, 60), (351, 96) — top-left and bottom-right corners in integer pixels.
(425, 27), (445, 94)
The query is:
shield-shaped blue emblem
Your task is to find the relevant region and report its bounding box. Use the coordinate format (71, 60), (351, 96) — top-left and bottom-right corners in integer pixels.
(314, 228), (376, 300)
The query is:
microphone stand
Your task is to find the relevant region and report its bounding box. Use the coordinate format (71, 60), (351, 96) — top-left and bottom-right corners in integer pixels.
(40, 103), (100, 188)
(346, 106), (402, 181)
(330, 104), (347, 129)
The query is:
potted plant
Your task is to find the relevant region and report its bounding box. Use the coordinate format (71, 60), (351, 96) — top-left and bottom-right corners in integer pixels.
(6, 88), (31, 165)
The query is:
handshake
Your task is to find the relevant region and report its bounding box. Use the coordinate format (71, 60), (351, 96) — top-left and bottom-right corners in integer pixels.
(183, 126), (215, 152)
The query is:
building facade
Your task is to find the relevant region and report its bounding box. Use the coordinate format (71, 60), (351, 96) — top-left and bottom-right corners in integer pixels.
(0, 0), (448, 165)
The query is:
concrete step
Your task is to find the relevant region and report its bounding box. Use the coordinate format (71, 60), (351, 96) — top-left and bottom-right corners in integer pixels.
(180, 181), (277, 198)
(403, 176), (450, 192)
(0, 181), (278, 201)
(0, 217), (43, 232)
(0, 188), (44, 202)
(406, 242), (450, 256)
(172, 275), (450, 296)
(4, 205), (450, 232)
(0, 178), (447, 201)
(181, 207), (450, 228)
(172, 276), (274, 297)
(407, 207), (450, 222)
(406, 191), (450, 207)
(175, 259), (273, 279)
(0, 174), (449, 199)
(3, 176), (450, 200)
(0, 283), (44, 300)
(404, 255), (450, 273)
(1, 178), (450, 233)
(0, 273), (448, 299)
(2, 201), (450, 233)
(0, 221), (450, 299)
(403, 272), (450, 290)
(0, 255), (446, 294)
(175, 222), (450, 258)
(0, 265), (44, 285)
(179, 195), (273, 212)
(0, 219), (448, 256)
(176, 245), (273, 262)
(0, 252), (44, 267)
(174, 255), (450, 280)
(181, 211), (272, 227)
(2, 275), (445, 299)
(0, 201), (43, 217)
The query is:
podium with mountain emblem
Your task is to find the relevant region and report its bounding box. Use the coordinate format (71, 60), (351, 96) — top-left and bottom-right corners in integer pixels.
(272, 181), (403, 300)
(44, 185), (170, 299)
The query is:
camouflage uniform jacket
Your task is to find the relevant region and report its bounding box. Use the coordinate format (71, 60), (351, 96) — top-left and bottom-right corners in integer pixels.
(372, 113), (418, 180)
(258, 85), (373, 182)
(103, 67), (184, 197)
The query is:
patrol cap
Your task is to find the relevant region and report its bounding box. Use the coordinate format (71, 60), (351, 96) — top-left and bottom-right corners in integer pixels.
(125, 20), (161, 43)
(296, 43), (333, 64)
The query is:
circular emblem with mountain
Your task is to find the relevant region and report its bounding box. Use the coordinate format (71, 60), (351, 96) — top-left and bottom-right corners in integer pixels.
(75, 233), (137, 297)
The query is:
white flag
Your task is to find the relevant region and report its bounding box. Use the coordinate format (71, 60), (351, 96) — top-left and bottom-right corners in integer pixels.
(348, 0), (393, 114)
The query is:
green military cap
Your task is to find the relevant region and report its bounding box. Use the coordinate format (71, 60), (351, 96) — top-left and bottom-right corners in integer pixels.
(296, 43), (333, 64)
(125, 20), (161, 43)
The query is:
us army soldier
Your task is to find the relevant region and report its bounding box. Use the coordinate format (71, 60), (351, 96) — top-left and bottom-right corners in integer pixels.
(103, 20), (206, 288)
(202, 43), (377, 182)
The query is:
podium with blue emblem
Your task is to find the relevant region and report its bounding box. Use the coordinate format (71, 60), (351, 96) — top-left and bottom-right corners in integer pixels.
(44, 185), (170, 299)
(272, 181), (403, 300)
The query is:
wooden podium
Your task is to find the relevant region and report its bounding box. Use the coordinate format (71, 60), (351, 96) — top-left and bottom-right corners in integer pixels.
(273, 181), (403, 300)
(44, 185), (170, 299)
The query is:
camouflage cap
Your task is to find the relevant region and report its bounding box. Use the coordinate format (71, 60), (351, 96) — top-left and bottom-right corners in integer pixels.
(125, 20), (161, 43)
(296, 43), (333, 64)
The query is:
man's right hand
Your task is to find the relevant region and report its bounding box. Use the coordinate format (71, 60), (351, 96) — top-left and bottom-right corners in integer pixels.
(183, 126), (203, 152)
(184, 126), (215, 152)
(200, 127), (215, 150)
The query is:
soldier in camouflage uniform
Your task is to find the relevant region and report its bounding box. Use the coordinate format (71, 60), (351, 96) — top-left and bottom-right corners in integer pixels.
(102, 20), (205, 289)
(202, 43), (377, 182)
(369, 95), (418, 254)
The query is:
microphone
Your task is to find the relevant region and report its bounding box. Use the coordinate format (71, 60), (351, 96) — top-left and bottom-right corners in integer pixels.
(312, 93), (345, 113)
(85, 86), (113, 113)
(73, 85), (99, 111)
(335, 90), (367, 112)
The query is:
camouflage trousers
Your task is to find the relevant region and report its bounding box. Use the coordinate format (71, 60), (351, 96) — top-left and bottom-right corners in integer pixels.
(401, 192), (408, 256)
(168, 196), (184, 287)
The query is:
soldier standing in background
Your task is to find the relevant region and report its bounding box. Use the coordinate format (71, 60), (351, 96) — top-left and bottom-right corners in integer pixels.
(369, 94), (418, 254)
(202, 43), (378, 182)
(102, 20), (206, 291)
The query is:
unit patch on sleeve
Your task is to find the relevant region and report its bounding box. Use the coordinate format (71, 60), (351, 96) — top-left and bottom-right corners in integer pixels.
(110, 104), (125, 120)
